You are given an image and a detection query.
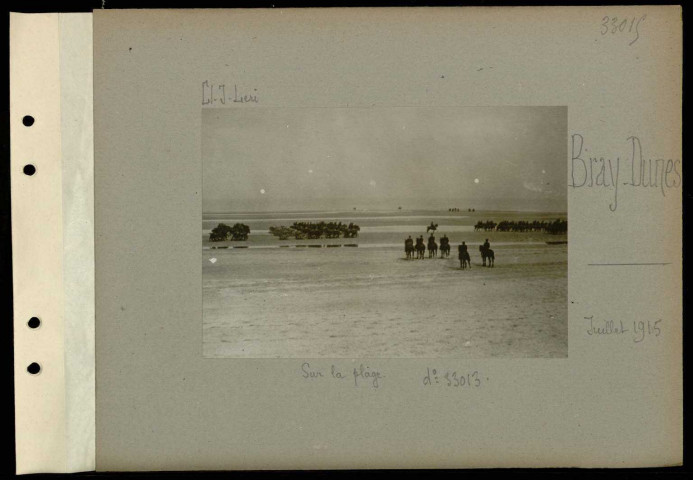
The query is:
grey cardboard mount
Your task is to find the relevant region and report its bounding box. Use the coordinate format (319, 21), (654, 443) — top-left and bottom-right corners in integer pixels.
(11, 7), (682, 473)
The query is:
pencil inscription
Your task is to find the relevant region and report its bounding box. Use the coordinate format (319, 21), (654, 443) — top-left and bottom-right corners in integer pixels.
(600, 14), (646, 46)
(202, 81), (259, 105)
(584, 315), (662, 343)
(423, 368), (483, 388)
(570, 134), (681, 211)
(300, 362), (384, 388)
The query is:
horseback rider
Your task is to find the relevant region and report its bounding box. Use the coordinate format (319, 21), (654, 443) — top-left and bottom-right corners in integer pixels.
(459, 241), (468, 254)
(458, 241), (470, 268)
(479, 239), (494, 267)
(404, 235), (413, 258)
(428, 233), (436, 246)
(414, 235), (424, 258)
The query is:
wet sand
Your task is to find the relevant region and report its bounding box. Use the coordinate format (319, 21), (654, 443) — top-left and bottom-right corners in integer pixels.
(203, 242), (567, 358)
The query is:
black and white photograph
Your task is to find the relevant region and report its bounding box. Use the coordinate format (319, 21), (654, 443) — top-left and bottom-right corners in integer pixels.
(202, 106), (568, 358)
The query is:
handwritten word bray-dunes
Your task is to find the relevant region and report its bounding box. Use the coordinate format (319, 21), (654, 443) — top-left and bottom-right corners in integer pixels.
(570, 134), (681, 211)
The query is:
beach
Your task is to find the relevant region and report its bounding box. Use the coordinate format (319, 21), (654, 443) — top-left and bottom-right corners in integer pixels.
(202, 210), (567, 358)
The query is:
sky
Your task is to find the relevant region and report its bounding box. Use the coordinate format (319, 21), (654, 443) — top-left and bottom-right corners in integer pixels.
(202, 106), (567, 213)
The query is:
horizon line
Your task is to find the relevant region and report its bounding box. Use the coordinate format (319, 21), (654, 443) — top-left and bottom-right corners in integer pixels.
(202, 208), (568, 215)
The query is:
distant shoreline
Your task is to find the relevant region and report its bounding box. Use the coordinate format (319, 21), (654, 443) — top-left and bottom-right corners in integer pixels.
(202, 209), (568, 216)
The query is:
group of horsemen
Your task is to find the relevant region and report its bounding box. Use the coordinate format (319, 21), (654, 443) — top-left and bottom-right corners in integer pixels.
(404, 234), (495, 268)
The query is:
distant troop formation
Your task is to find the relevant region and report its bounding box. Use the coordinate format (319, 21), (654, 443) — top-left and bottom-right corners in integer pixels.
(269, 221), (360, 240)
(404, 234), (495, 268)
(209, 222), (251, 242)
(474, 219), (567, 234)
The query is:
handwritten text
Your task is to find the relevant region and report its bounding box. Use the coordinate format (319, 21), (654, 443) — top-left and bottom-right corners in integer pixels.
(300, 362), (384, 389)
(570, 134), (681, 211)
(600, 14), (646, 46)
(202, 81), (259, 105)
(585, 315), (662, 343)
(422, 368), (483, 388)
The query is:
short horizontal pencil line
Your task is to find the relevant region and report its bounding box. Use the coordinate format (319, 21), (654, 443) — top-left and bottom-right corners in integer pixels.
(587, 263), (671, 266)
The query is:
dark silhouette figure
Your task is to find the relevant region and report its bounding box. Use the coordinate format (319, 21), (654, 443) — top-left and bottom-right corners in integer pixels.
(404, 235), (414, 260)
(427, 234), (438, 258)
(479, 242), (495, 267)
(439, 235), (450, 257)
(415, 236), (426, 259)
(458, 242), (471, 269)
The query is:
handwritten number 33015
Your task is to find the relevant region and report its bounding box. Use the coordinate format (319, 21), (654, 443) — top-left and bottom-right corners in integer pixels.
(601, 15), (646, 46)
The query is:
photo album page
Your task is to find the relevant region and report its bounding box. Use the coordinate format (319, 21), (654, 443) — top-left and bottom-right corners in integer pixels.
(10, 6), (682, 473)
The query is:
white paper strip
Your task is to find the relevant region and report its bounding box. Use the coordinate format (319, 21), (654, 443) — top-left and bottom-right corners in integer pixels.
(59, 13), (95, 474)
(11, 12), (94, 474)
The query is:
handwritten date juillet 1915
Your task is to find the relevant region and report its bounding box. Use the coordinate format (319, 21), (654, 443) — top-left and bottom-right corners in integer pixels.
(570, 134), (681, 212)
(585, 315), (662, 343)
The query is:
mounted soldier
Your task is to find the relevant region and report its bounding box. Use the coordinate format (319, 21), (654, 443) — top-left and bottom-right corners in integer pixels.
(404, 235), (414, 259)
(439, 234), (450, 257)
(479, 240), (495, 267)
(458, 241), (471, 269)
(427, 233), (438, 258)
(415, 235), (426, 259)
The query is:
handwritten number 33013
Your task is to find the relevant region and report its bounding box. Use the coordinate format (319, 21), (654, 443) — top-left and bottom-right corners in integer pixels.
(601, 15), (646, 46)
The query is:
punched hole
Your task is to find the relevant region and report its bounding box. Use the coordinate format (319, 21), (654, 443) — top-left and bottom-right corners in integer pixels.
(22, 115), (35, 127)
(23, 164), (36, 176)
(27, 363), (41, 375)
(27, 317), (41, 329)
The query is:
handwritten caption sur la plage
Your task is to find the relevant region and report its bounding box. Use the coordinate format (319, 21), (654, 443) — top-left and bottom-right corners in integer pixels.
(299, 362), (485, 390)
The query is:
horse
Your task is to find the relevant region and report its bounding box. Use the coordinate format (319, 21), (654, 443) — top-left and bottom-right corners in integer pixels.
(440, 243), (450, 258)
(405, 242), (414, 260)
(416, 242), (426, 259)
(479, 245), (495, 267)
(427, 240), (438, 258)
(459, 251), (471, 269)
(426, 222), (438, 233)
